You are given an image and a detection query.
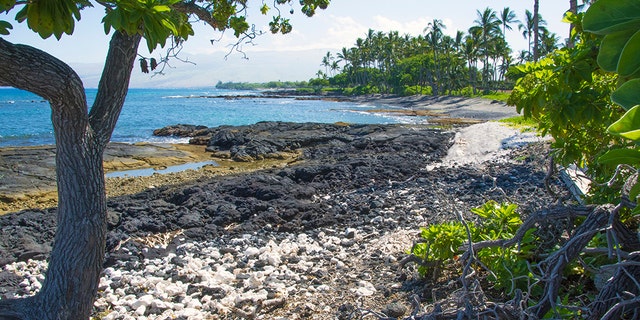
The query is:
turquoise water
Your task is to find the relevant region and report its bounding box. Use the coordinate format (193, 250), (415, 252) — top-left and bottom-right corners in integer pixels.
(0, 87), (422, 147)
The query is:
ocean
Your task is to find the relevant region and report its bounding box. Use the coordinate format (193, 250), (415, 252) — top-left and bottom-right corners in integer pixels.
(0, 87), (423, 147)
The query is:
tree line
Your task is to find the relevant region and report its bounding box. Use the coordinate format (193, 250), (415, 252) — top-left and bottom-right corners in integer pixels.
(315, 6), (560, 96)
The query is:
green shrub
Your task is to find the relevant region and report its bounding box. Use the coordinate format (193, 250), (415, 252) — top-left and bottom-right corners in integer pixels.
(409, 201), (537, 292)
(402, 85), (432, 96)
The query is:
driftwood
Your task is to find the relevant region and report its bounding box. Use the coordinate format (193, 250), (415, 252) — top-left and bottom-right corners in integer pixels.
(401, 177), (640, 319)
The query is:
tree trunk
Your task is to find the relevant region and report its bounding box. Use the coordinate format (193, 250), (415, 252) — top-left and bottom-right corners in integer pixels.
(0, 30), (140, 319)
(533, 0), (540, 61)
(568, 0), (578, 48)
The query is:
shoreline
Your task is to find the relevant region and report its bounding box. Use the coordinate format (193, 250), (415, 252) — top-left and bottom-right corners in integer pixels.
(0, 95), (519, 214)
(0, 142), (299, 214)
(0, 118), (560, 318)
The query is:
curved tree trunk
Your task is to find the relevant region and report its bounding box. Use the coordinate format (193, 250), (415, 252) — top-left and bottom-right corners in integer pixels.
(0, 30), (140, 319)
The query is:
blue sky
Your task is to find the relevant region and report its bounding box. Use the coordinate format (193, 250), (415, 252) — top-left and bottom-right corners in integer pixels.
(2, 1), (572, 88)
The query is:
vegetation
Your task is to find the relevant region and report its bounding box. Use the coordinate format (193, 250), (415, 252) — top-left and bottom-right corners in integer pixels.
(409, 201), (536, 293)
(0, 0), (328, 318)
(406, 1), (640, 318)
(311, 6), (558, 96)
(215, 80), (309, 90)
(498, 115), (539, 132)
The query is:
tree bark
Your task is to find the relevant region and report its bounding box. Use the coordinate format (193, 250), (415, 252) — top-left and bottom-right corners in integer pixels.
(533, 0), (540, 61)
(568, 0), (578, 48)
(0, 30), (140, 319)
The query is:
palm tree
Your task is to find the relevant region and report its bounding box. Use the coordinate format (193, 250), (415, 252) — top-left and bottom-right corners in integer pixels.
(470, 7), (501, 91)
(424, 19), (446, 95)
(499, 7), (519, 39)
(533, 0), (540, 61)
(519, 10), (534, 57)
(321, 51), (333, 76)
(330, 61), (340, 77)
(463, 33), (480, 94)
(568, 0), (578, 48)
(518, 9), (546, 61)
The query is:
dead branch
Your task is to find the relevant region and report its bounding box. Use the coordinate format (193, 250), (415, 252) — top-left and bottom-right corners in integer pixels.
(589, 252), (640, 319)
(528, 204), (615, 318)
(462, 205), (592, 253)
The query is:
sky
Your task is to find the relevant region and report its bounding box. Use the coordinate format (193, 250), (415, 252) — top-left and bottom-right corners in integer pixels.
(1, 1), (573, 88)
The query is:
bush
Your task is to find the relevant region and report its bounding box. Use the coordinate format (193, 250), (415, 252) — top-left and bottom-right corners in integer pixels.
(402, 85), (432, 96)
(409, 201), (537, 292)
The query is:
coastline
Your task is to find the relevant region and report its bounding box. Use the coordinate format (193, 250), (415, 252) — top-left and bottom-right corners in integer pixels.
(0, 113), (560, 318)
(0, 142), (298, 214)
(0, 94), (519, 214)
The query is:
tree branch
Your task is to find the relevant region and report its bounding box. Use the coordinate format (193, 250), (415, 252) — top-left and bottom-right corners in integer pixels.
(0, 38), (87, 119)
(172, 1), (224, 30)
(463, 205), (592, 253)
(529, 204), (615, 318)
(88, 31), (142, 148)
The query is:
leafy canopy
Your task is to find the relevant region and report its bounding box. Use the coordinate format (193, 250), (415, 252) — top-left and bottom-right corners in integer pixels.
(582, 0), (640, 209)
(0, 0), (330, 52)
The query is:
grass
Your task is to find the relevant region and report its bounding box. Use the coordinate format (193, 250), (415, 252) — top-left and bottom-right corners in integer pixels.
(498, 115), (539, 133)
(482, 92), (511, 102)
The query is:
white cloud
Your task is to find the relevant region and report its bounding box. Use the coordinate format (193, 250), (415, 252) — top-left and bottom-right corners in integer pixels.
(372, 15), (430, 36)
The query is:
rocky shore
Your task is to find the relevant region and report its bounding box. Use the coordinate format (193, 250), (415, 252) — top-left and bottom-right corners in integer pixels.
(0, 116), (566, 318)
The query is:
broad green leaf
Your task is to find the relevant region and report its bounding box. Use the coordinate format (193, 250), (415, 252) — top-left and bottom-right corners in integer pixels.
(598, 148), (640, 165)
(0, 0), (16, 12)
(612, 79), (640, 110)
(597, 29), (635, 72)
(573, 60), (593, 82)
(0, 20), (11, 35)
(618, 30), (640, 76)
(608, 105), (640, 141)
(583, 0), (640, 35)
(160, 18), (178, 35)
(152, 5), (170, 13)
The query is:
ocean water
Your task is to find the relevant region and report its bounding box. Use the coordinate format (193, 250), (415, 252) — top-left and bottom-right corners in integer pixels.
(0, 87), (424, 147)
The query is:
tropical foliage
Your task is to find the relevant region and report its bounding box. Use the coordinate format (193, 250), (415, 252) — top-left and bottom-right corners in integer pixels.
(585, 0), (640, 211)
(507, 11), (622, 180)
(409, 201), (537, 293)
(315, 7), (558, 96)
(408, 1), (640, 318)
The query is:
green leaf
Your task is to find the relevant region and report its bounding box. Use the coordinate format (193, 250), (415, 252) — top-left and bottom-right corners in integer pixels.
(583, 0), (640, 35)
(0, 0), (16, 12)
(612, 79), (640, 110)
(618, 30), (640, 76)
(0, 20), (12, 35)
(608, 105), (640, 141)
(260, 4), (269, 15)
(597, 29), (635, 72)
(598, 148), (640, 165)
(152, 4), (170, 13)
(229, 16), (248, 37)
(572, 60), (593, 82)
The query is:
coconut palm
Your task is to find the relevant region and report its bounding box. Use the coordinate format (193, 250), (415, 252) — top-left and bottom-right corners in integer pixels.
(533, 0), (540, 60)
(519, 10), (534, 57)
(424, 19), (446, 95)
(499, 7), (519, 39)
(470, 7), (501, 91)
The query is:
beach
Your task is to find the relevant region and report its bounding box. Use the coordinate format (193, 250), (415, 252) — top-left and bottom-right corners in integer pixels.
(0, 95), (555, 318)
